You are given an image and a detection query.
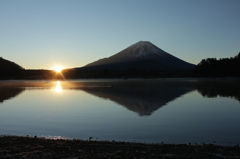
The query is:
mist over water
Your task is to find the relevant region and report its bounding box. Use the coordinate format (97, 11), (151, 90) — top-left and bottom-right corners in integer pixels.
(0, 79), (240, 145)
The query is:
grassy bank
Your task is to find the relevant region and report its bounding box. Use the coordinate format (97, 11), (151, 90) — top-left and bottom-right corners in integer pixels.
(0, 136), (240, 158)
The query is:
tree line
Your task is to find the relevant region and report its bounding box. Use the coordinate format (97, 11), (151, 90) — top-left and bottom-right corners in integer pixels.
(193, 53), (240, 77)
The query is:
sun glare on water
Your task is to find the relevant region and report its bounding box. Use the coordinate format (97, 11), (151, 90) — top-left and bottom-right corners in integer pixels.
(52, 65), (63, 73)
(54, 81), (62, 93)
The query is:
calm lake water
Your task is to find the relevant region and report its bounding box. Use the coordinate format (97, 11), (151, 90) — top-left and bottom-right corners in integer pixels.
(0, 79), (240, 145)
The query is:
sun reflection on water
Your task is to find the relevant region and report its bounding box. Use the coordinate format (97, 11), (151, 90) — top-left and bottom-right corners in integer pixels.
(54, 81), (63, 93)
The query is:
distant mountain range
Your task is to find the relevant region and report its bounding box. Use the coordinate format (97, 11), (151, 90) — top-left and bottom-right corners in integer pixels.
(78, 41), (195, 70)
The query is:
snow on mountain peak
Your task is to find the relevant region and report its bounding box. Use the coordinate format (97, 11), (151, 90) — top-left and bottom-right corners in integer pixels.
(114, 41), (168, 58)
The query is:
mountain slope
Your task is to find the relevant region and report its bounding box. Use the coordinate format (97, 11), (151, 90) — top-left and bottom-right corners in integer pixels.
(0, 57), (24, 71)
(0, 57), (24, 78)
(79, 41), (195, 70)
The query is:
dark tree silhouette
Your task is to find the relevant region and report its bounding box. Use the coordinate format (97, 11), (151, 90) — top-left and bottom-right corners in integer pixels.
(194, 53), (240, 77)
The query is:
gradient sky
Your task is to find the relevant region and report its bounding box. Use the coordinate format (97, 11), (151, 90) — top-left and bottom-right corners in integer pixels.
(1, 0), (240, 69)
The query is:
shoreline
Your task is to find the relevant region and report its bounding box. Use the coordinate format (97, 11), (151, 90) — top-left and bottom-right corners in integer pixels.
(0, 136), (240, 158)
(1, 76), (240, 81)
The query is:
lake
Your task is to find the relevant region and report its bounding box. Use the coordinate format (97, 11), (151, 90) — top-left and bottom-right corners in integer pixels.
(0, 79), (240, 146)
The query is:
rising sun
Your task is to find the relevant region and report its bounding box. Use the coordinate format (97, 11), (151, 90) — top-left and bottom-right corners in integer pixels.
(52, 65), (63, 73)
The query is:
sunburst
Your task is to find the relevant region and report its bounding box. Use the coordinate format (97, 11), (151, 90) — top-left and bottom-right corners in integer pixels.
(52, 65), (63, 73)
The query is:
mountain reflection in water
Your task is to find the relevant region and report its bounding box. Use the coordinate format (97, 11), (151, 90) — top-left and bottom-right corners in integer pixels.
(0, 79), (239, 116)
(80, 82), (194, 116)
(73, 80), (240, 116)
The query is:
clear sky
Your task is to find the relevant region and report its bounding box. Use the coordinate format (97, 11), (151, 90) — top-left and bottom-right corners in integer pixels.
(1, 0), (240, 69)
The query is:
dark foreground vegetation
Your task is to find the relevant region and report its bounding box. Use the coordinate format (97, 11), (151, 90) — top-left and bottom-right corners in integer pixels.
(0, 136), (240, 159)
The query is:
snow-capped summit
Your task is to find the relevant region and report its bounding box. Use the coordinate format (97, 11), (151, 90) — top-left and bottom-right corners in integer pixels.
(112, 41), (167, 58)
(79, 41), (195, 70)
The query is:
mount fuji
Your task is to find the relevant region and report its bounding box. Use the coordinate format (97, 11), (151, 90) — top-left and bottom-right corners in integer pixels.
(78, 41), (195, 70)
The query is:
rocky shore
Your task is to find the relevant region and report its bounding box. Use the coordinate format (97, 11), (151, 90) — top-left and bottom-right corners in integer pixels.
(0, 136), (240, 159)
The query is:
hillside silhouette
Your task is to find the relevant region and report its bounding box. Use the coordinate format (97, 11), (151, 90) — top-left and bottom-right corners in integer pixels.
(0, 57), (24, 78)
(0, 57), (68, 80)
(194, 53), (240, 77)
